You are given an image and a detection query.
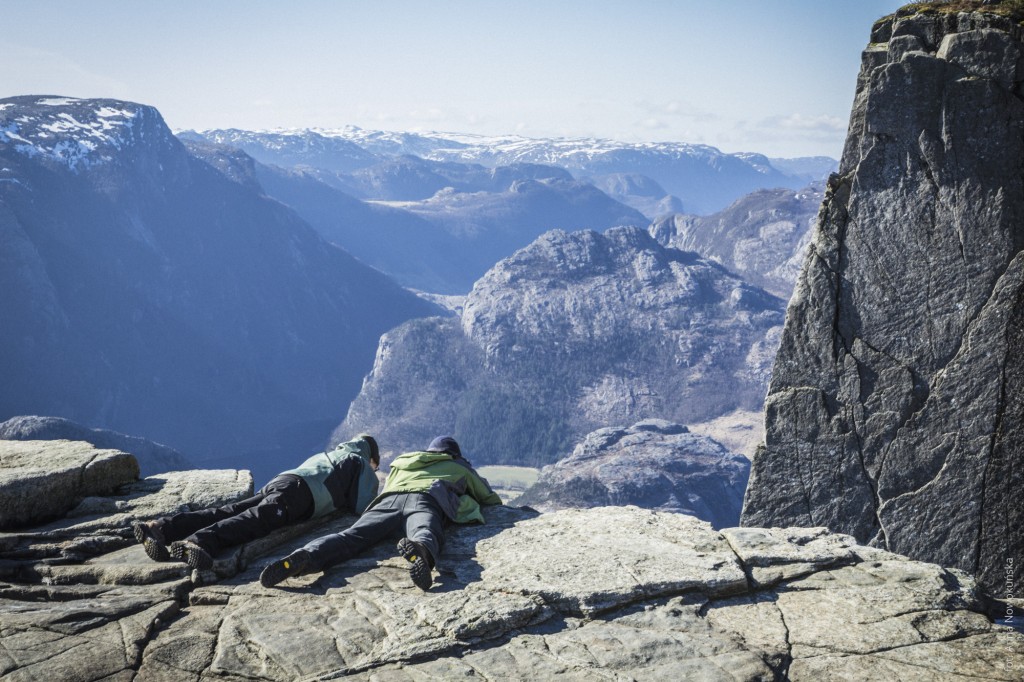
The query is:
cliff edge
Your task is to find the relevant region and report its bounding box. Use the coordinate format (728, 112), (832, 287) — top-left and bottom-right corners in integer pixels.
(1, 440), (1021, 680)
(742, 3), (1024, 594)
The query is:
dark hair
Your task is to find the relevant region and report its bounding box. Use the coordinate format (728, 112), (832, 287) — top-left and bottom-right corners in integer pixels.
(358, 434), (380, 465)
(426, 435), (461, 458)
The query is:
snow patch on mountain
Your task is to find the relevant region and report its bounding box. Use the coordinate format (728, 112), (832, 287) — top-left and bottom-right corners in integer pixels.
(0, 96), (145, 171)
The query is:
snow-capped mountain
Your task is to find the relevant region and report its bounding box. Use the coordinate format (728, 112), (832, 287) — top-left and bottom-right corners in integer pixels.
(176, 127), (378, 173)
(1, 95), (176, 172)
(182, 126), (835, 214)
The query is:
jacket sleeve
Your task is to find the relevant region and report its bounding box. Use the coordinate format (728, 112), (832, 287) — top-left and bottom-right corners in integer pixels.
(465, 469), (502, 506)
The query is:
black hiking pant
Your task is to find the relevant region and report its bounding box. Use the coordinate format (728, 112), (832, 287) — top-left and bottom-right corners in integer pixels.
(155, 474), (314, 555)
(302, 492), (445, 571)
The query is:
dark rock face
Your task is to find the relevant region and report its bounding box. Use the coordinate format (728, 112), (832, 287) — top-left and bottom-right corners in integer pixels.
(2, 441), (1021, 681)
(516, 419), (750, 529)
(0, 415), (190, 476)
(0, 97), (440, 484)
(650, 184), (823, 299)
(741, 10), (1024, 593)
(338, 226), (785, 466)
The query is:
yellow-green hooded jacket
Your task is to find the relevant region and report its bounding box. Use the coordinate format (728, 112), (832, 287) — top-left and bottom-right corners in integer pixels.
(376, 450), (501, 524)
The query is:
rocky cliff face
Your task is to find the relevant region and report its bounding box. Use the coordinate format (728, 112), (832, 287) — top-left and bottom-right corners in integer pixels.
(337, 226), (785, 466)
(2, 440), (1021, 681)
(650, 184), (822, 300)
(742, 5), (1024, 594)
(516, 419), (750, 529)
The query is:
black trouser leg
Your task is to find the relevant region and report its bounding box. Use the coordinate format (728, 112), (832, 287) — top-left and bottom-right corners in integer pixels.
(183, 475), (313, 555)
(156, 492), (265, 543)
(302, 494), (407, 571)
(403, 494), (446, 567)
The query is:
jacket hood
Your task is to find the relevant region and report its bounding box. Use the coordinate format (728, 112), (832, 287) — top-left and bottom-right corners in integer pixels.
(390, 450), (454, 471)
(334, 438), (373, 463)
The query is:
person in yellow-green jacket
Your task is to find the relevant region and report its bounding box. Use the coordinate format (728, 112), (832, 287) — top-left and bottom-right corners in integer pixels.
(260, 435), (501, 591)
(132, 435), (380, 571)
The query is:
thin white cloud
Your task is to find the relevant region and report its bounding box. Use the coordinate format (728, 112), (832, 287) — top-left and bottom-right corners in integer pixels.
(1, 44), (129, 100)
(635, 98), (716, 122)
(640, 117), (668, 130)
(761, 113), (847, 133)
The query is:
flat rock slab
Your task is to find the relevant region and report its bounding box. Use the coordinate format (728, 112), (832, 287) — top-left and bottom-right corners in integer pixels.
(0, 468), (253, 573)
(0, 439), (139, 529)
(475, 506), (748, 615)
(136, 506), (1024, 681)
(721, 526), (867, 587)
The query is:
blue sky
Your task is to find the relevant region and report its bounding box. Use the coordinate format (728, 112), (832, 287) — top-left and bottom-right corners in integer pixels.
(2, 1), (905, 158)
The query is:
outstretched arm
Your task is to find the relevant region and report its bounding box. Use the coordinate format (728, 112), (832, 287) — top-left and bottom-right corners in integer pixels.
(465, 469), (502, 506)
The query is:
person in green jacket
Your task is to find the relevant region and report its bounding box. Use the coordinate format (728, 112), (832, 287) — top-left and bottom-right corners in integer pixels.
(260, 435), (500, 591)
(132, 435), (380, 571)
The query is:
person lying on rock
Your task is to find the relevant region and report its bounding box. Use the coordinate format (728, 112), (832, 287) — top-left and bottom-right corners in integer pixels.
(259, 435), (501, 591)
(132, 434), (380, 571)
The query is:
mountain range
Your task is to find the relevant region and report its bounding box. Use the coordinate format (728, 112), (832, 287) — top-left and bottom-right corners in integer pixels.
(0, 95), (822, 487)
(252, 155), (646, 293)
(181, 127), (836, 215)
(0, 95), (440, 484)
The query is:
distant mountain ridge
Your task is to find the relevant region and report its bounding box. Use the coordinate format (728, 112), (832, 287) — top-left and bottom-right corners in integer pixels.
(180, 126), (836, 214)
(251, 153), (647, 294)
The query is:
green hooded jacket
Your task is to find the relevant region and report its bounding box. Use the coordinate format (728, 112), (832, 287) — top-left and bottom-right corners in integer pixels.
(377, 450), (501, 524)
(282, 438), (379, 519)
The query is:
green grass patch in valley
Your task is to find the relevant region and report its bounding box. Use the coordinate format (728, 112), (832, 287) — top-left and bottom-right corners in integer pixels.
(477, 465), (540, 493)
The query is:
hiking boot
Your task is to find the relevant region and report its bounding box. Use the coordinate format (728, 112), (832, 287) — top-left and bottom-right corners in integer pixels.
(133, 521), (170, 562)
(260, 550), (311, 588)
(397, 538), (433, 591)
(169, 540), (213, 571)
(169, 540), (187, 562)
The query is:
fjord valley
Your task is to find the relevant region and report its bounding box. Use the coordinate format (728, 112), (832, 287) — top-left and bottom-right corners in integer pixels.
(1, 94), (821, 485)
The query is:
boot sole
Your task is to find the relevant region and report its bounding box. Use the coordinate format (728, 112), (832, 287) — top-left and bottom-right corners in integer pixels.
(170, 541), (213, 571)
(133, 523), (170, 562)
(397, 538), (433, 591)
(260, 550), (311, 588)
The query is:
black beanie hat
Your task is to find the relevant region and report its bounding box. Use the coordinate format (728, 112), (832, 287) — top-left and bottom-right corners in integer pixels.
(357, 434), (379, 462)
(426, 435), (461, 457)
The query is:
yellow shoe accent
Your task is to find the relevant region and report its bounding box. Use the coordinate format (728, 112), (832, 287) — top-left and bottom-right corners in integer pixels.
(283, 560), (291, 569)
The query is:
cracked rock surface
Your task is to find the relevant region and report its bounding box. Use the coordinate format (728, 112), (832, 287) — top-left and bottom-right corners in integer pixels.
(742, 7), (1024, 595)
(1, 441), (1022, 680)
